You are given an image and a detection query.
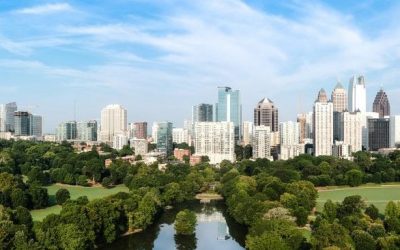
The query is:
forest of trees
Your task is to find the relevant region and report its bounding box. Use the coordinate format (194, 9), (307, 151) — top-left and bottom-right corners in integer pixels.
(1, 139), (400, 249)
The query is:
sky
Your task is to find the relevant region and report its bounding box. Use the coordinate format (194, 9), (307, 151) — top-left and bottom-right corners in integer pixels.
(0, 0), (400, 133)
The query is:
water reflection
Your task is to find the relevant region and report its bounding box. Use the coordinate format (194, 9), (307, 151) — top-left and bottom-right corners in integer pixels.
(101, 200), (246, 250)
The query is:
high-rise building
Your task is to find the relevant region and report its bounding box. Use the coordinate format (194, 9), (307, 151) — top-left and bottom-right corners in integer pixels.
(332, 83), (347, 141)
(279, 121), (300, 146)
(192, 104), (213, 123)
(193, 122), (235, 164)
(252, 125), (272, 160)
(254, 98), (279, 132)
(0, 102), (17, 132)
(341, 111), (362, 153)
(14, 111), (31, 136)
(279, 121), (304, 160)
(100, 104), (127, 143)
(348, 75), (368, 149)
(373, 89), (390, 118)
(113, 134), (128, 150)
(216, 87), (242, 142)
(172, 128), (190, 144)
(30, 115), (43, 137)
(332, 82), (347, 112)
(134, 122), (147, 139)
(390, 116), (400, 148)
(151, 122), (159, 143)
(348, 75), (366, 112)
(156, 122), (173, 155)
(297, 112), (313, 143)
(368, 118), (390, 151)
(131, 138), (148, 156)
(77, 120), (97, 141)
(313, 89), (333, 156)
(56, 121), (77, 141)
(242, 121), (253, 146)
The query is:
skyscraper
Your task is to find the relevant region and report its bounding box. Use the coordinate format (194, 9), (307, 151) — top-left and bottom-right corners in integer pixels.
(254, 98), (279, 132)
(216, 87), (242, 143)
(341, 111), (362, 153)
(332, 83), (347, 141)
(192, 104), (213, 123)
(313, 89), (333, 156)
(56, 121), (77, 141)
(172, 128), (190, 144)
(0, 102), (17, 132)
(77, 120), (98, 141)
(100, 104), (127, 143)
(156, 122), (173, 156)
(348, 75), (366, 112)
(297, 112), (313, 143)
(390, 116), (400, 148)
(252, 125), (272, 160)
(368, 118), (390, 151)
(134, 122), (147, 139)
(30, 115), (43, 137)
(242, 121), (253, 146)
(14, 111), (31, 136)
(193, 122), (235, 164)
(373, 88), (390, 118)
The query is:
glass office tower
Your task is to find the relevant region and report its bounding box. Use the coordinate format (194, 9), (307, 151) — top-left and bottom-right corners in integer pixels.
(216, 87), (242, 143)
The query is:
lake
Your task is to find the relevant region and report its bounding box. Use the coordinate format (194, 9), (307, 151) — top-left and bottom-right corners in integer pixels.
(101, 200), (247, 250)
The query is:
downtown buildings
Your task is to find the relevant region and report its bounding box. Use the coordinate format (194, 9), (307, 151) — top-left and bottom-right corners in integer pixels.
(216, 87), (242, 143)
(100, 104), (127, 144)
(313, 89), (333, 156)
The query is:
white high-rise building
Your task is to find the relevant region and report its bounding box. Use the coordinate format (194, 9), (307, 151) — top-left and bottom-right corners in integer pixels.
(128, 123), (136, 139)
(193, 122), (235, 164)
(113, 134), (128, 150)
(313, 89), (333, 156)
(253, 125), (272, 160)
(390, 116), (400, 148)
(280, 121), (300, 146)
(151, 122), (159, 143)
(348, 75), (367, 149)
(279, 121), (304, 160)
(0, 102), (17, 132)
(242, 121), (253, 146)
(341, 111), (362, 153)
(100, 104), (127, 143)
(172, 128), (190, 144)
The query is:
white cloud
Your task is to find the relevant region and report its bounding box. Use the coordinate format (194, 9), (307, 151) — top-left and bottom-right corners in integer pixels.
(15, 3), (73, 15)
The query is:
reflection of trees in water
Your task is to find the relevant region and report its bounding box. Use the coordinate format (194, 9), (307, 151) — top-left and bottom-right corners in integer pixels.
(221, 204), (248, 247)
(174, 234), (197, 250)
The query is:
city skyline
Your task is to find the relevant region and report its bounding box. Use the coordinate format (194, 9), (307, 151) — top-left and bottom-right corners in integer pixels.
(1, 1), (400, 132)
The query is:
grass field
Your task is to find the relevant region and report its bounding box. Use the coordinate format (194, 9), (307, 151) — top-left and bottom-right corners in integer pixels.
(317, 184), (400, 212)
(30, 184), (129, 221)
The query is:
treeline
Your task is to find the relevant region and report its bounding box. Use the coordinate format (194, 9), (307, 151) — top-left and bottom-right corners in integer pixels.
(314, 196), (400, 249)
(0, 163), (218, 249)
(219, 162), (317, 249)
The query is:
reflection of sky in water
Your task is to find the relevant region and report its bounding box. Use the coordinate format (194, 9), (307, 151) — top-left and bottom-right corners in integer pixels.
(153, 211), (244, 250)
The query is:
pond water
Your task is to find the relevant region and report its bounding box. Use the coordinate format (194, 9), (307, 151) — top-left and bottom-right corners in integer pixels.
(101, 200), (247, 250)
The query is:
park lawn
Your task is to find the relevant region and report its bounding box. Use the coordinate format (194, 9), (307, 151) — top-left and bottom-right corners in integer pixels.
(31, 184), (129, 221)
(317, 184), (400, 212)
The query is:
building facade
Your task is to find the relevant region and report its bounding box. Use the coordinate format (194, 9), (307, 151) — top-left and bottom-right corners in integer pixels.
(216, 87), (242, 143)
(172, 128), (190, 145)
(252, 125), (272, 160)
(390, 116), (400, 148)
(131, 138), (148, 156)
(0, 102), (17, 132)
(134, 122), (147, 139)
(254, 98), (278, 132)
(373, 89), (390, 118)
(332, 83), (347, 141)
(56, 121), (77, 141)
(242, 121), (253, 146)
(313, 89), (333, 156)
(192, 104), (213, 123)
(77, 120), (97, 141)
(156, 122), (173, 156)
(113, 134), (128, 150)
(14, 111), (31, 136)
(297, 112), (313, 144)
(341, 111), (362, 153)
(100, 104), (127, 143)
(193, 122), (235, 164)
(368, 118), (390, 151)
(30, 115), (43, 137)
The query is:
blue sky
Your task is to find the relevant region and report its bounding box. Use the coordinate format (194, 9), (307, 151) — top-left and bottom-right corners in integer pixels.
(1, 0), (400, 133)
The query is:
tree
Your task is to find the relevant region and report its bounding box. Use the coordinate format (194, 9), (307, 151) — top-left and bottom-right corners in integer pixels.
(56, 189), (70, 205)
(345, 169), (363, 187)
(57, 223), (91, 250)
(323, 200), (338, 223)
(352, 230), (375, 250)
(29, 186), (48, 209)
(0, 172), (18, 192)
(365, 204), (379, 220)
(293, 207), (309, 226)
(247, 232), (290, 250)
(312, 220), (353, 249)
(175, 209), (197, 235)
(101, 177), (112, 188)
(10, 188), (28, 208)
(200, 156), (210, 163)
(13, 206), (33, 230)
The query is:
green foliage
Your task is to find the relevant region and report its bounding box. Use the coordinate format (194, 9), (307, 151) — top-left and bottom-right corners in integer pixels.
(345, 169), (363, 187)
(352, 230), (375, 250)
(174, 209), (197, 235)
(55, 188), (70, 205)
(365, 204), (379, 220)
